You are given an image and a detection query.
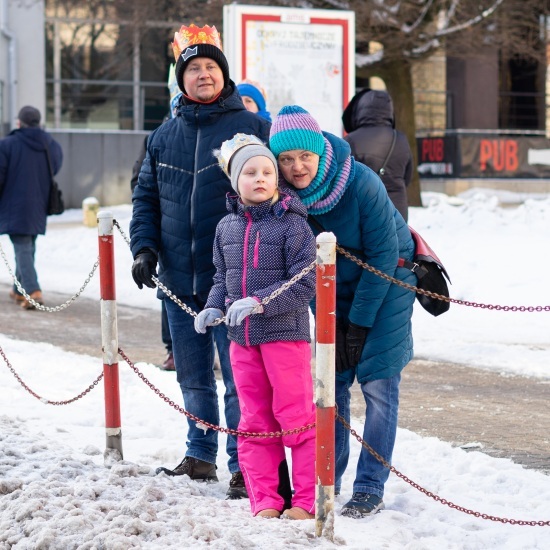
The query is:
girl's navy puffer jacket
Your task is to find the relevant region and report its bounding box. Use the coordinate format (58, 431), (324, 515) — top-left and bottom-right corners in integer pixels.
(129, 84), (271, 298)
(206, 192), (316, 347)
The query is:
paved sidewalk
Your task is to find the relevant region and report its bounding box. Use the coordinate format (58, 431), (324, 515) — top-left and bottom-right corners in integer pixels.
(1, 282), (549, 474)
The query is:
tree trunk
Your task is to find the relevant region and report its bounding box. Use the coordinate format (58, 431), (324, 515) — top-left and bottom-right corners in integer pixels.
(360, 57), (423, 208)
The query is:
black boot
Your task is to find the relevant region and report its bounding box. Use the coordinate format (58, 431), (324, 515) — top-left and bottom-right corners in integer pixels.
(226, 471), (248, 500)
(156, 456), (218, 481)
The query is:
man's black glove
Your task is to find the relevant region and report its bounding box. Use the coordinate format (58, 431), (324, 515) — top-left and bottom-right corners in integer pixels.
(346, 322), (369, 367)
(335, 318), (352, 373)
(131, 249), (158, 289)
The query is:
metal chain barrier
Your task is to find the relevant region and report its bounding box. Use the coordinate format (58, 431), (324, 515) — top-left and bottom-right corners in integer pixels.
(0, 241), (99, 312)
(113, 219), (316, 324)
(0, 343), (103, 405)
(118, 347), (315, 438)
(337, 414), (550, 526)
(336, 245), (550, 312)
(114, 219), (550, 313)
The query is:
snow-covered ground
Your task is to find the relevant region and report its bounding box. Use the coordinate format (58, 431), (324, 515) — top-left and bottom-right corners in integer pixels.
(1, 190), (549, 549)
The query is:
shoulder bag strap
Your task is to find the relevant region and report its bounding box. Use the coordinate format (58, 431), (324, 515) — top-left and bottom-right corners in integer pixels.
(378, 129), (397, 176)
(43, 139), (55, 184)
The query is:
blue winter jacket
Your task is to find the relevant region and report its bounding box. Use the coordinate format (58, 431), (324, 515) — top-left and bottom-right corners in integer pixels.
(206, 192), (316, 347)
(309, 133), (416, 383)
(0, 128), (63, 235)
(129, 83), (271, 298)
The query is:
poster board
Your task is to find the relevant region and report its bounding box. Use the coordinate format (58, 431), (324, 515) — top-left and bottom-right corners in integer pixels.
(223, 4), (355, 136)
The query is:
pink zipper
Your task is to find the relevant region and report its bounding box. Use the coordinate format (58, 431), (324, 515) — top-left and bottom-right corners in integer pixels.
(253, 231), (260, 268)
(243, 212), (253, 346)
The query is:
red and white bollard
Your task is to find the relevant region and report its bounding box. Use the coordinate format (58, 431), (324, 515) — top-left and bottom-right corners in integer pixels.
(97, 211), (123, 464)
(315, 232), (336, 540)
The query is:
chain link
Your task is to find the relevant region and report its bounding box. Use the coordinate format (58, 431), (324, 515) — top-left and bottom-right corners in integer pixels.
(337, 414), (550, 526)
(118, 347), (315, 438)
(0, 241), (99, 312)
(0, 343), (103, 404)
(337, 245), (550, 313)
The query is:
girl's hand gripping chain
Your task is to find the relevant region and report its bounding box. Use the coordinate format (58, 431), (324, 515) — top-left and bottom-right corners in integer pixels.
(194, 308), (223, 334)
(226, 297), (263, 326)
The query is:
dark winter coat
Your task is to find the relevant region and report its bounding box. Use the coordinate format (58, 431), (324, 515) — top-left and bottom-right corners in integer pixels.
(308, 133), (416, 383)
(129, 83), (271, 298)
(342, 89), (413, 221)
(206, 192), (316, 347)
(0, 127), (63, 235)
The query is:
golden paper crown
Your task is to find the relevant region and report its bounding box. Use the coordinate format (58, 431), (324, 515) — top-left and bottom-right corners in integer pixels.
(172, 24), (223, 61)
(217, 133), (265, 177)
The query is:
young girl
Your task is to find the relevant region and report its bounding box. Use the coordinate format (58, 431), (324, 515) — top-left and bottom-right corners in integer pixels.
(194, 133), (317, 520)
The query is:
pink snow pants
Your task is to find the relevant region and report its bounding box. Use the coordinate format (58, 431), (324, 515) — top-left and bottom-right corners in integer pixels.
(230, 340), (316, 516)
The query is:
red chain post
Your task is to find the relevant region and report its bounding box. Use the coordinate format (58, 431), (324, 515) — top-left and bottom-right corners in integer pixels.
(315, 232), (337, 540)
(97, 211), (123, 463)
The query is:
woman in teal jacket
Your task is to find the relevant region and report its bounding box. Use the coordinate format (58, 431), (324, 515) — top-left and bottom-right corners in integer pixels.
(269, 105), (416, 518)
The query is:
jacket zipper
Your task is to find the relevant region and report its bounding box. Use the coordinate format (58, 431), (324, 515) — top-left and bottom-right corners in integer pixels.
(190, 106), (200, 294)
(243, 212), (253, 346)
(253, 231), (260, 268)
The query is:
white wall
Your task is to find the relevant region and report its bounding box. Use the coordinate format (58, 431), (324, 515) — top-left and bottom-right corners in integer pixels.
(0, 0), (45, 133)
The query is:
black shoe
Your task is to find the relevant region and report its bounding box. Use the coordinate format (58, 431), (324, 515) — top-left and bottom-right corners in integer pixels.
(226, 471), (248, 500)
(340, 492), (384, 518)
(156, 456), (218, 481)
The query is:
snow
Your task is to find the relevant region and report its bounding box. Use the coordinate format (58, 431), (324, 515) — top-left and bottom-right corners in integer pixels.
(1, 189), (550, 549)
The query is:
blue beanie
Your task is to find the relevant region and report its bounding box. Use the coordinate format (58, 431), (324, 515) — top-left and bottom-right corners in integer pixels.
(269, 105), (325, 158)
(237, 83), (266, 112)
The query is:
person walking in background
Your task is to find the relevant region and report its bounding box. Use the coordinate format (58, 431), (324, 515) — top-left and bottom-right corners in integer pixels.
(342, 89), (413, 221)
(0, 106), (63, 310)
(236, 80), (272, 122)
(195, 134), (316, 520)
(269, 105), (416, 518)
(129, 24), (270, 499)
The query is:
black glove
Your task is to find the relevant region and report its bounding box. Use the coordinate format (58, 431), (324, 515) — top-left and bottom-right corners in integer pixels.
(335, 318), (352, 373)
(131, 249), (158, 289)
(346, 322), (369, 367)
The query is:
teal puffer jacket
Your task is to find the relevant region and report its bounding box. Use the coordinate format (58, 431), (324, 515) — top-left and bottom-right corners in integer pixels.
(310, 133), (416, 383)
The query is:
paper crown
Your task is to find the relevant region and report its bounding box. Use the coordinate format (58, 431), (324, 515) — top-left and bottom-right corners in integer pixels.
(218, 133), (265, 177)
(172, 24), (223, 61)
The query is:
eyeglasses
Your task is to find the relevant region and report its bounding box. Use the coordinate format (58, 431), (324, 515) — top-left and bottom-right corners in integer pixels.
(278, 152), (316, 167)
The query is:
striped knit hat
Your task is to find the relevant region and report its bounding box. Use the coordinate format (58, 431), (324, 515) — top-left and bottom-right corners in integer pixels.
(269, 105), (325, 158)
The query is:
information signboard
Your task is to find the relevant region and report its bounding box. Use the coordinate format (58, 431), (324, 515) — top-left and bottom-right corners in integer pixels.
(223, 4), (355, 136)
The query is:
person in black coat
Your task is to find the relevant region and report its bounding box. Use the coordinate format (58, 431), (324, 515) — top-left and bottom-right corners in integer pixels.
(342, 89), (413, 221)
(0, 106), (63, 309)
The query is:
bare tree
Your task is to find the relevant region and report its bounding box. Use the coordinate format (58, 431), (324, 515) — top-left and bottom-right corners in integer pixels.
(282, 0), (547, 204)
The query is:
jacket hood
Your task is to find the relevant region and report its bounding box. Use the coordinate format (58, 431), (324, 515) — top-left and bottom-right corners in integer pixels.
(225, 190), (308, 220)
(342, 89), (394, 132)
(10, 127), (49, 152)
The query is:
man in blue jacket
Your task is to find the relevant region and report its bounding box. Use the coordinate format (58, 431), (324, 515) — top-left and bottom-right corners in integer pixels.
(129, 24), (270, 499)
(0, 106), (63, 310)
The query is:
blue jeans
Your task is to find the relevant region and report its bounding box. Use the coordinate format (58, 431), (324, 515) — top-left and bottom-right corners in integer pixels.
(164, 294), (240, 473)
(9, 234), (40, 295)
(335, 373), (401, 499)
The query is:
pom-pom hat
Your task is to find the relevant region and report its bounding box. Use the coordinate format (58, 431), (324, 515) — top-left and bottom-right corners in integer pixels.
(269, 105), (325, 158)
(172, 24), (230, 93)
(217, 133), (278, 194)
